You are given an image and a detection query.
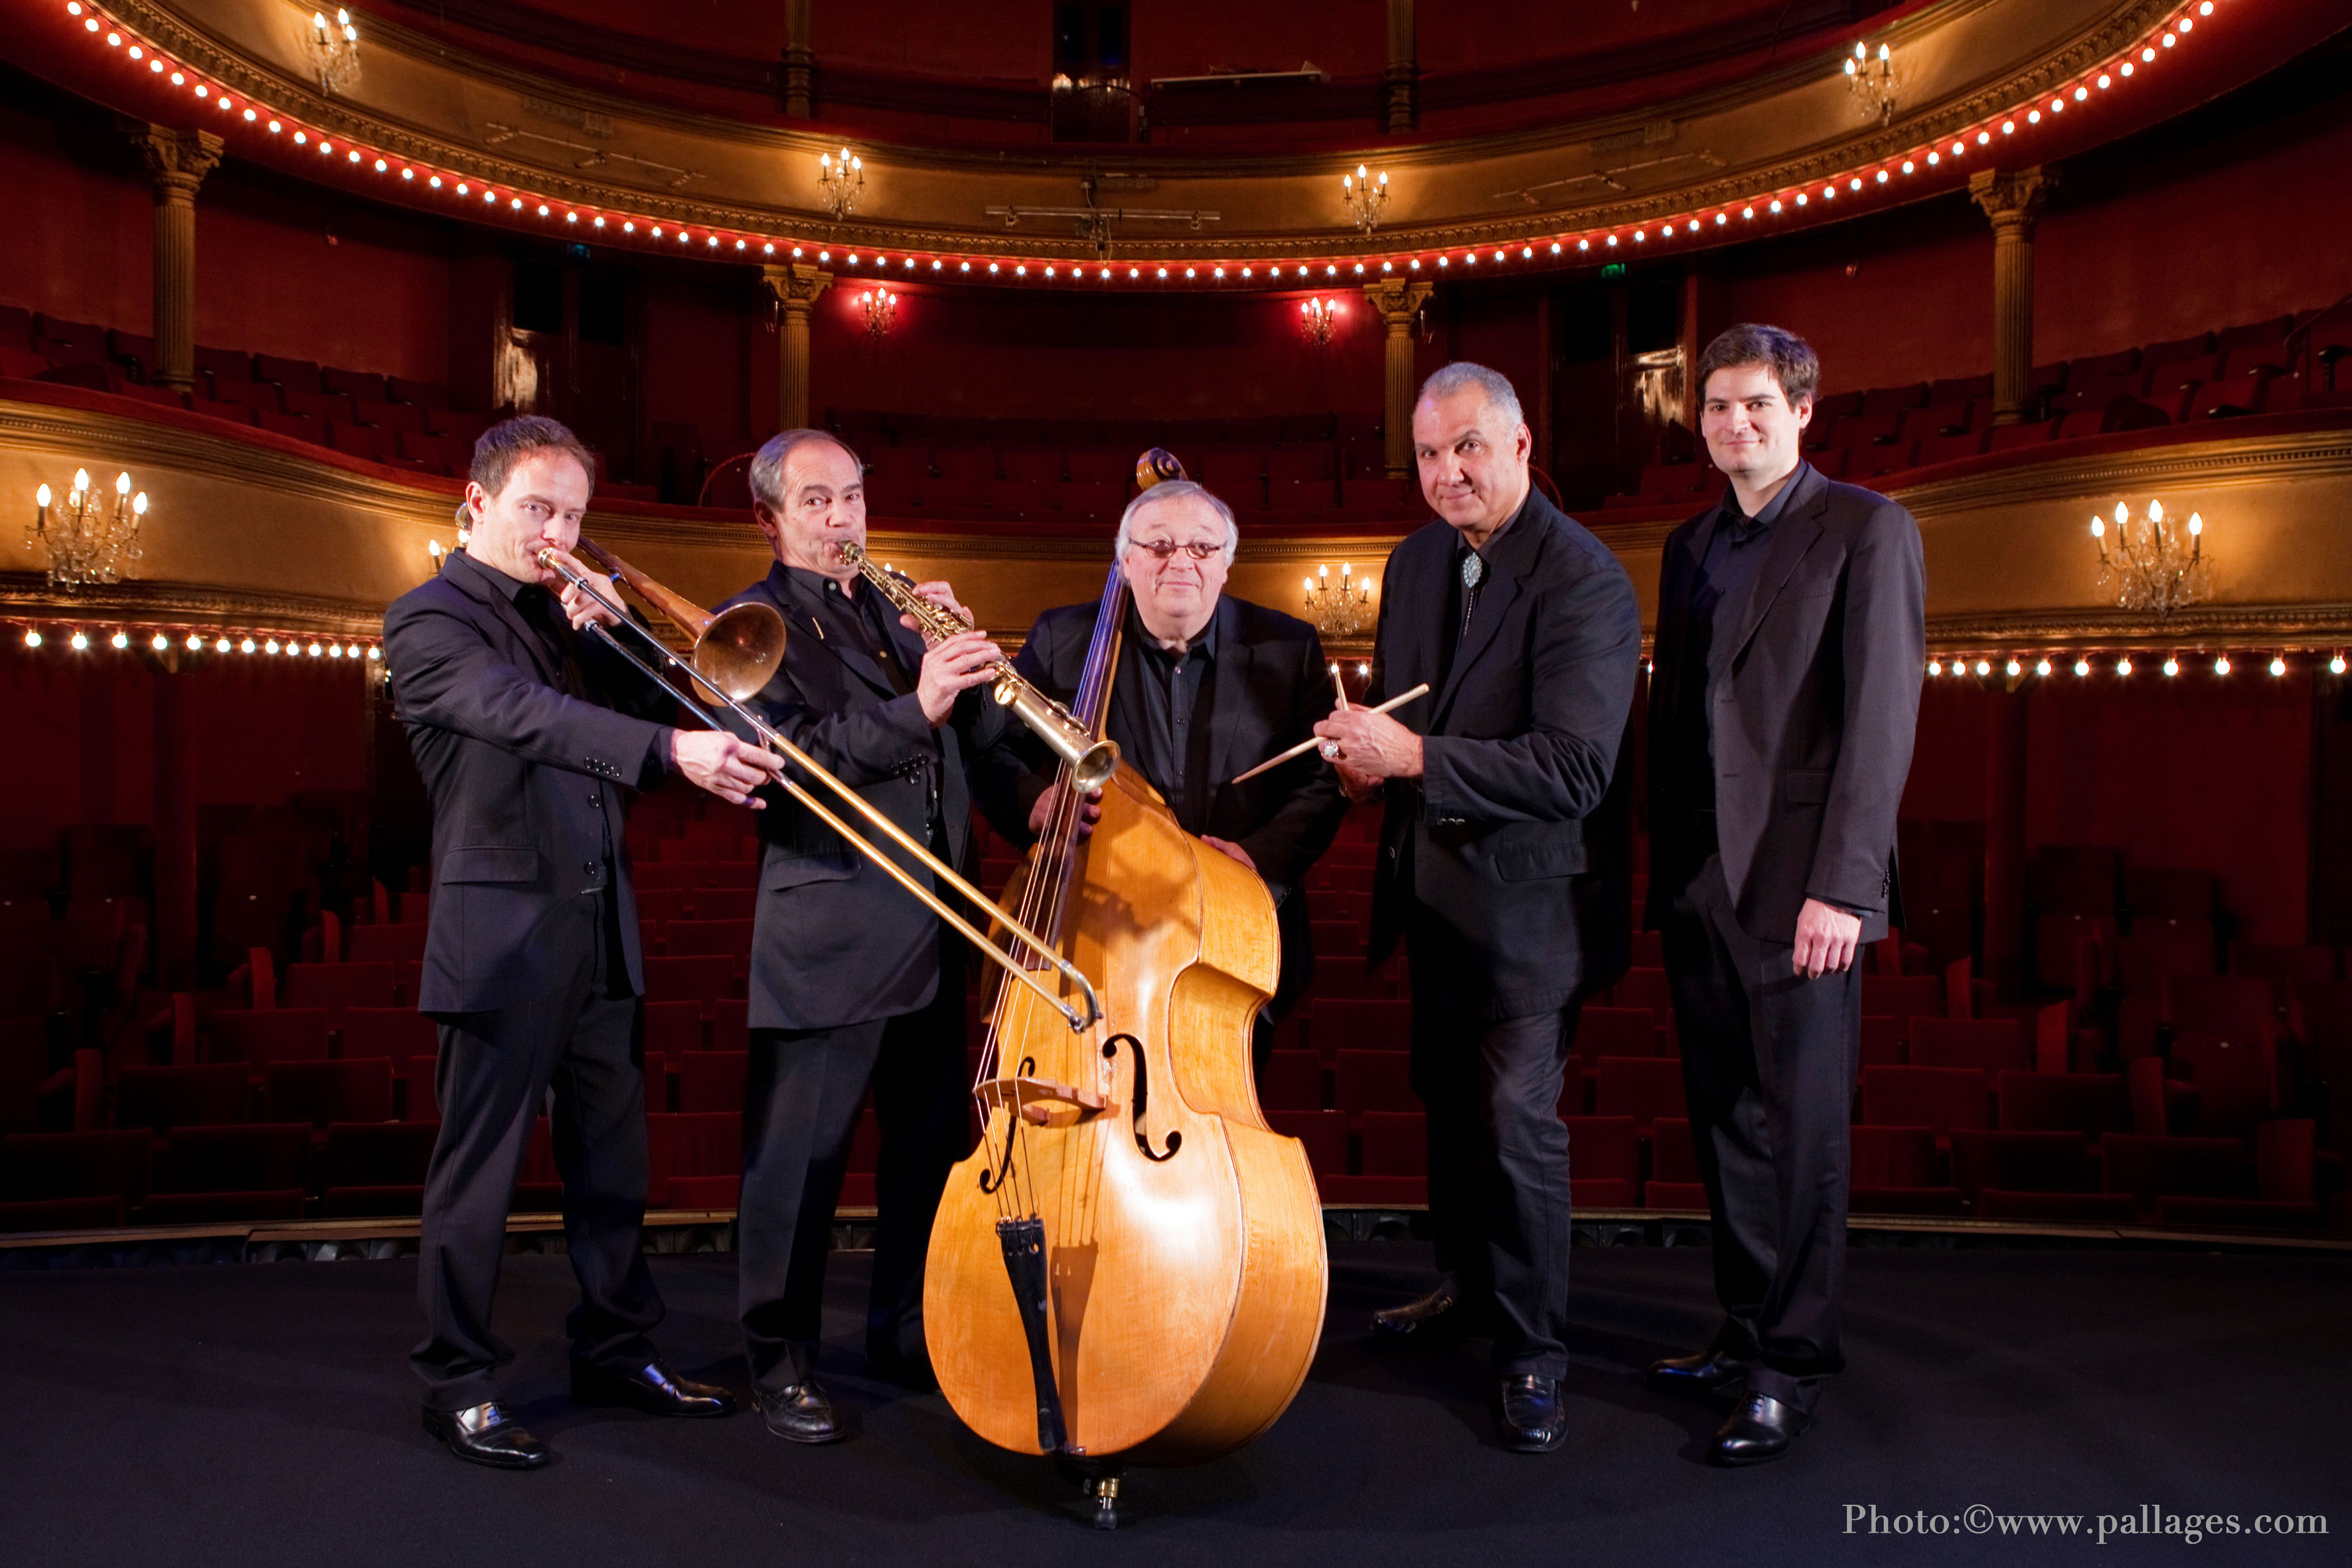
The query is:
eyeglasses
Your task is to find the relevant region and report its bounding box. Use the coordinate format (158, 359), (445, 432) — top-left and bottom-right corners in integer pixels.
(1129, 539), (1223, 561)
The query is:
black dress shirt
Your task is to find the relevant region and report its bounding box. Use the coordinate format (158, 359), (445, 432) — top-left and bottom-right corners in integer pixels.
(1124, 603), (1219, 834)
(1664, 464), (1806, 853)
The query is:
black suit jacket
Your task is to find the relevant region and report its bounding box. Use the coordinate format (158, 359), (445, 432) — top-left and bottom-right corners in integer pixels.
(1364, 489), (1643, 1020)
(971, 593), (1349, 894)
(382, 548), (674, 1014)
(718, 562), (1016, 1032)
(1644, 463), (1926, 944)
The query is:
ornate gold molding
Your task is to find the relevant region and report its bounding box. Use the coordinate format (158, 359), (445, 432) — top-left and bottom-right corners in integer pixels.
(91, 0), (2201, 264)
(0, 570), (390, 639)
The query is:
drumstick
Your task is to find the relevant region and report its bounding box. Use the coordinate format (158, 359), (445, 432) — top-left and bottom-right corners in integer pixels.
(1229, 682), (1431, 784)
(1330, 665), (1350, 713)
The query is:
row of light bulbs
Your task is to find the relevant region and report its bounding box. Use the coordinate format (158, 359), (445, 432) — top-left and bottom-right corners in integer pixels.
(1924, 651), (2348, 680)
(15, 623), (378, 661)
(59, 0), (2229, 287)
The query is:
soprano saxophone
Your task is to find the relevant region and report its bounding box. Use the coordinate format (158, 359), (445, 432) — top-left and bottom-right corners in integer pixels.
(837, 540), (1119, 790)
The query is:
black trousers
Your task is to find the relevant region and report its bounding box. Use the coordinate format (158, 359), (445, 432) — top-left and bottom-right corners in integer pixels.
(738, 934), (969, 1391)
(410, 900), (661, 1411)
(1408, 912), (1581, 1379)
(1661, 854), (1863, 1413)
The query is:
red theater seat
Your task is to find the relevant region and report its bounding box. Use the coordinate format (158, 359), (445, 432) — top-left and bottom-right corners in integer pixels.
(1846, 1125), (1964, 1214)
(676, 1050), (747, 1113)
(1644, 1116), (1705, 1209)
(1592, 1057), (1685, 1131)
(2164, 1032), (2274, 1138)
(641, 1000), (706, 1061)
(2102, 1133), (2251, 1219)
(1, 1129), (151, 1212)
(1573, 1006), (1659, 1065)
(262, 1058), (394, 1127)
(1563, 1115), (1638, 1208)
(1259, 1050), (1323, 1112)
(319, 1120), (437, 1215)
(1322, 1109), (1426, 1205)
(1858, 1066), (1990, 1137)
(1948, 1129), (2097, 1202)
(1860, 975), (1944, 1041)
(642, 955), (740, 1008)
(113, 1063), (250, 1135)
(1333, 1050), (1411, 1114)
(666, 918), (753, 959)
(146, 1123), (312, 1222)
(345, 923), (429, 965)
(1267, 1109), (1346, 1180)
(1908, 1016), (2029, 1074)
(1996, 1071), (2129, 1138)
(282, 961), (398, 1021)
(210, 1008), (331, 1067)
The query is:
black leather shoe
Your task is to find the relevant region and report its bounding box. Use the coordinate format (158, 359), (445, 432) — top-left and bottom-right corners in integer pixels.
(752, 1380), (844, 1444)
(1494, 1374), (1567, 1453)
(1710, 1393), (1812, 1466)
(1371, 1283), (1492, 1341)
(1646, 1348), (1750, 1397)
(422, 1401), (551, 1470)
(571, 1359), (738, 1418)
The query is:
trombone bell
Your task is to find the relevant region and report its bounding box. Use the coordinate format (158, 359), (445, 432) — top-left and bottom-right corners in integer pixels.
(694, 601), (788, 701)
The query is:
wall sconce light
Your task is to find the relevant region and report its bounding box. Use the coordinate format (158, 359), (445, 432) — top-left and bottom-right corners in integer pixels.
(1843, 40), (1897, 125)
(819, 146), (864, 221)
(1342, 164), (1389, 232)
(858, 287), (897, 338)
(2090, 498), (2210, 618)
(306, 7), (361, 95)
(29, 467), (145, 591)
(1300, 296), (1340, 347)
(1303, 562), (1375, 638)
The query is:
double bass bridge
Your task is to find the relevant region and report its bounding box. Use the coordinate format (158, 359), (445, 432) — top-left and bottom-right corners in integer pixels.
(974, 1074), (1108, 1126)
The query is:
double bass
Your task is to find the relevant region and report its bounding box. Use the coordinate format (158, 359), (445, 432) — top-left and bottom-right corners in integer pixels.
(919, 451), (1328, 1525)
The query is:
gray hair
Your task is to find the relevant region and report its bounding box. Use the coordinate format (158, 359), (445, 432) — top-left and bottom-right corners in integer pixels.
(471, 414), (596, 499)
(1417, 361), (1525, 433)
(1114, 479), (1239, 564)
(749, 428), (862, 512)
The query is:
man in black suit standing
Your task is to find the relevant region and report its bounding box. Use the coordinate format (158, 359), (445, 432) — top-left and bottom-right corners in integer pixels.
(385, 416), (782, 1468)
(971, 479), (1350, 1074)
(1314, 363), (1642, 1454)
(714, 429), (1010, 1445)
(1642, 323), (1924, 1464)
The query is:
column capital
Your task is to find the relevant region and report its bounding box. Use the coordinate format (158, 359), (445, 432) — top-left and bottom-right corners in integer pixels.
(1362, 277), (1431, 325)
(761, 262), (834, 310)
(1968, 165), (2058, 235)
(119, 120), (224, 199)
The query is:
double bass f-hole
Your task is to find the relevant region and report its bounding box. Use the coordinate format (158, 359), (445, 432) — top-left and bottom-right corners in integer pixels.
(1103, 1034), (1180, 1162)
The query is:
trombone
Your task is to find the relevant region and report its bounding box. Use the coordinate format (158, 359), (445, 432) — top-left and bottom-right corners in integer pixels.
(536, 538), (1103, 1033)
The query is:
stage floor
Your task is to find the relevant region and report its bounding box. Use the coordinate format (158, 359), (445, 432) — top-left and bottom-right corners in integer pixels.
(0, 1243), (2341, 1566)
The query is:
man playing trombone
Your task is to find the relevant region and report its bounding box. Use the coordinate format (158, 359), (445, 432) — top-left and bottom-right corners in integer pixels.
(385, 415), (782, 1469)
(715, 428), (1013, 1443)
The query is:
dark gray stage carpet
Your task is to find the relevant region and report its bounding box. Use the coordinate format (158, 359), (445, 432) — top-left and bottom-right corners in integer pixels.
(0, 1243), (2341, 1566)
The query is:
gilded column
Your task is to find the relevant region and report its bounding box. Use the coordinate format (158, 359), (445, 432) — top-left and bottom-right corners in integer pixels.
(1383, 0), (1416, 133)
(122, 122), (224, 394)
(780, 0), (814, 118)
(1968, 165), (2057, 427)
(1363, 277), (1432, 476)
(761, 263), (833, 430)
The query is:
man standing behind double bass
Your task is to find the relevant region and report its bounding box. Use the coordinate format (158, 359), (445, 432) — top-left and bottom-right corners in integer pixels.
(714, 428), (1013, 1446)
(973, 477), (1349, 1075)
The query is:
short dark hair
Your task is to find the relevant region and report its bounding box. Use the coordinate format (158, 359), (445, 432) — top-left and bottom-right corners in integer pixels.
(471, 415), (597, 499)
(1697, 323), (1820, 408)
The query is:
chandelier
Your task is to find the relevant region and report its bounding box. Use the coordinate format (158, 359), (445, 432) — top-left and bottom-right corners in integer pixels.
(818, 146), (864, 221)
(1843, 40), (1898, 125)
(29, 467), (146, 592)
(2090, 498), (2209, 618)
(1341, 164), (1389, 232)
(858, 287), (897, 338)
(1302, 562), (1374, 638)
(305, 7), (361, 96)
